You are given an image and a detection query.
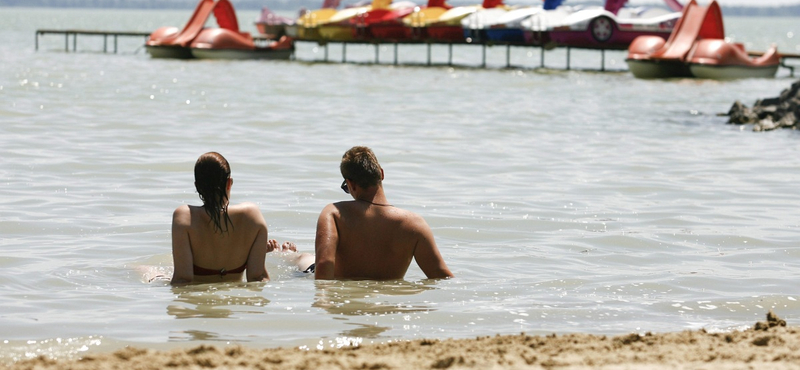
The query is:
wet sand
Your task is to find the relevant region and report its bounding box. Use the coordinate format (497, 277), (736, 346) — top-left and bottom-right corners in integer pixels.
(4, 312), (799, 370)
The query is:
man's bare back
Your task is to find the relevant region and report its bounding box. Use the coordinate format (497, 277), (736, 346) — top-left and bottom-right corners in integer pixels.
(314, 146), (453, 280)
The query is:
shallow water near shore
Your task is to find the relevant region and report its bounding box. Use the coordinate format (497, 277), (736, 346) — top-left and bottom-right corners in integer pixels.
(1, 6), (800, 363)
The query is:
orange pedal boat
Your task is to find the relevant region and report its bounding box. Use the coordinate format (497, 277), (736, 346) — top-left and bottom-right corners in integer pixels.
(146, 0), (294, 60)
(626, 0), (780, 79)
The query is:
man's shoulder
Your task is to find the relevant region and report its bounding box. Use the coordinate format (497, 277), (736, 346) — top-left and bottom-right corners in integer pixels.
(327, 201), (354, 213)
(394, 207), (429, 229)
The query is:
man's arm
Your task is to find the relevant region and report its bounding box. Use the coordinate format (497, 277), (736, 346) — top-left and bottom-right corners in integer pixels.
(412, 217), (454, 279)
(170, 206), (194, 285)
(314, 204), (339, 280)
(244, 204), (270, 282)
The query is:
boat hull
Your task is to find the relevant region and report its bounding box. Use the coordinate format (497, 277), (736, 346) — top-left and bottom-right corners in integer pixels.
(425, 25), (466, 42)
(402, 27), (429, 41)
(145, 45), (194, 59)
(463, 28), (489, 43)
(550, 29), (670, 50)
(255, 23), (287, 39)
(484, 28), (527, 44)
(297, 27), (326, 41)
(625, 58), (691, 78)
(319, 24), (357, 41)
(191, 48), (293, 60)
(363, 23), (410, 41)
(285, 24), (300, 38)
(547, 8), (678, 50)
(688, 64), (778, 79)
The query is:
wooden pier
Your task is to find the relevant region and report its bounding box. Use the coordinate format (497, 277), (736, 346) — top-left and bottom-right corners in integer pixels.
(34, 29), (278, 54)
(35, 29), (152, 53)
(33, 28), (800, 76)
(300, 39), (624, 72)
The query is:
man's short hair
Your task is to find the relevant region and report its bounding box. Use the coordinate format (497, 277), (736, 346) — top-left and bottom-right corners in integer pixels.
(340, 146), (382, 189)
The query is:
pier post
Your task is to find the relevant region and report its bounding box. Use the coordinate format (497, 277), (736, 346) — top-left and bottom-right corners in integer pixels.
(427, 43), (432, 66)
(781, 60), (795, 77)
(540, 46), (544, 68)
(448, 44), (452, 66)
(481, 44), (486, 68)
(35, 31), (39, 51)
(566, 47), (571, 70)
(506, 45), (510, 68)
(375, 43), (379, 64)
(64, 32), (69, 52)
(394, 43), (398, 65)
(72, 32), (77, 52)
(114, 35), (118, 53)
(601, 49), (605, 71)
(338, 43), (342, 63)
(104, 34), (107, 53)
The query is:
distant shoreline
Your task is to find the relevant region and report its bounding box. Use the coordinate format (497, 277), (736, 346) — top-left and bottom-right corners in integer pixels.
(1, 0), (800, 16)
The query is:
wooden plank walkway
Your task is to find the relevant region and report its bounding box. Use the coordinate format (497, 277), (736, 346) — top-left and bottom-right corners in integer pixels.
(33, 28), (800, 76)
(34, 29), (278, 53)
(296, 39), (628, 72)
(35, 29), (152, 53)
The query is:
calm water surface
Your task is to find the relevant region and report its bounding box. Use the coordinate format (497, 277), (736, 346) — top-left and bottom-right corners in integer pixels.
(1, 6), (800, 362)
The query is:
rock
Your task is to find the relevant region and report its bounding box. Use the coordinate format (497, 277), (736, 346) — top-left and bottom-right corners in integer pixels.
(727, 80), (800, 130)
(727, 101), (758, 124)
(779, 80), (800, 102)
(754, 118), (778, 131)
(755, 97), (781, 107)
(777, 111), (797, 128)
(754, 310), (787, 330)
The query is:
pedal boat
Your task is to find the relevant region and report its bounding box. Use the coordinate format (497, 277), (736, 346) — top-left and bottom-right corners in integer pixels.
(626, 0), (780, 79)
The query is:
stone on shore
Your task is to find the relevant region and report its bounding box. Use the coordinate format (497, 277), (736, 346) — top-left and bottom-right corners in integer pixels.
(726, 80), (800, 131)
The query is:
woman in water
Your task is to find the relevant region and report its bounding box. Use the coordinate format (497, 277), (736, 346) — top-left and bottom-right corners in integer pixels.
(170, 152), (297, 285)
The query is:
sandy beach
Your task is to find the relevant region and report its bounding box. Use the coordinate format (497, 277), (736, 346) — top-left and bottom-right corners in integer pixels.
(4, 311), (798, 370)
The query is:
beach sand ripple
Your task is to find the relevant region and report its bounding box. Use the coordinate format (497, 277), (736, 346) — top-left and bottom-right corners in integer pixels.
(5, 311), (799, 370)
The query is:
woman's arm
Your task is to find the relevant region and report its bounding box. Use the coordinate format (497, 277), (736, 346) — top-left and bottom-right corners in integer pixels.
(170, 206), (194, 285)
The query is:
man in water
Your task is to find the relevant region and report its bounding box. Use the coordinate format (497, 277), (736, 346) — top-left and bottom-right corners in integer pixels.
(314, 146), (454, 280)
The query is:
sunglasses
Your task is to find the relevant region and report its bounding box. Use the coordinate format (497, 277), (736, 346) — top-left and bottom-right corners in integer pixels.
(340, 179), (349, 194)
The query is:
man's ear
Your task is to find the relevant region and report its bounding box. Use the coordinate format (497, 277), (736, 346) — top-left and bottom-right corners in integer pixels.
(380, 168), (385, 181)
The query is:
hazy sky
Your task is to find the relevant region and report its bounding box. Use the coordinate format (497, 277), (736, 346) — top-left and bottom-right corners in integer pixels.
(528, 0), (800, 6)
(638, 0), (800, 5)
(485, 0), (800, 5)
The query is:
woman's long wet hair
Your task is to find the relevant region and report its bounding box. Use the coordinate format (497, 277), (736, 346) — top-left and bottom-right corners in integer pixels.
(194, 152), (233, 233)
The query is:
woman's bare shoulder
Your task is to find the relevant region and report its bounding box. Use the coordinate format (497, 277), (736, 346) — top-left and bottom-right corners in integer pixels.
(172, 204), (191, 218)
(228, 202), (266, 223)
(228, 202), (260, 213)
(171, 205), (194, 229)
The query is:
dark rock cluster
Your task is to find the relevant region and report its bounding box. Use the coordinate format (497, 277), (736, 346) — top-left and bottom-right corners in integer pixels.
(754, 310), (788, 331)
(726, 80), (800, 131)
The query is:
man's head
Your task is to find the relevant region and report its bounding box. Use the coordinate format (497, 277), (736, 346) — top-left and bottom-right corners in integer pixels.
(340, 146), (382, 190)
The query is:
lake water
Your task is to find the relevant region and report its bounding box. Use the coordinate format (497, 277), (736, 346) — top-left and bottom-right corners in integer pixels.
(1, 5), (800, 363)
